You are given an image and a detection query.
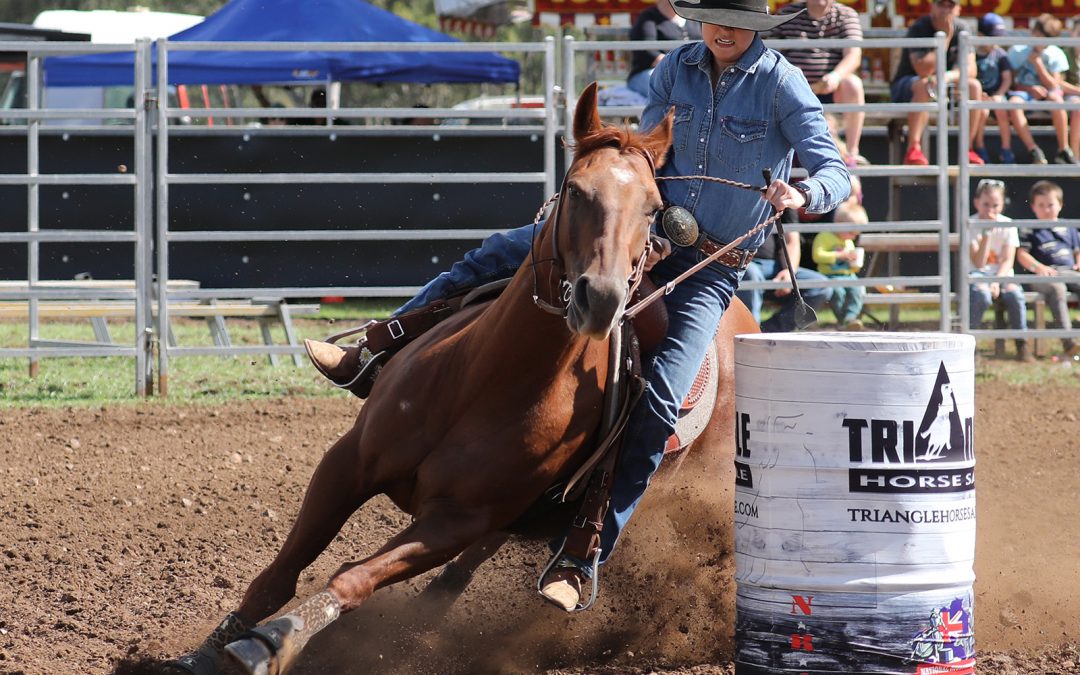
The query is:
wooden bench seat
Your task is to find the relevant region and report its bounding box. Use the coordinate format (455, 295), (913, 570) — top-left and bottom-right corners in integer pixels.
(860, 290), (1047, 356)
(0, 299), (320, 366)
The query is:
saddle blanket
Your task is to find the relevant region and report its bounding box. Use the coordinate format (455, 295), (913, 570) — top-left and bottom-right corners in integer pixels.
(665, 342), (718, 454)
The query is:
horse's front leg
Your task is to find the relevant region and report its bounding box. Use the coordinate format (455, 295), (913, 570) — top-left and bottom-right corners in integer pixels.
(167, 426), (370, 675)
(224, 506), (493, 675)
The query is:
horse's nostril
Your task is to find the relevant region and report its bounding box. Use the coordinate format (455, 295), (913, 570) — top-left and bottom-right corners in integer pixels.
(573, 276), (592, 314)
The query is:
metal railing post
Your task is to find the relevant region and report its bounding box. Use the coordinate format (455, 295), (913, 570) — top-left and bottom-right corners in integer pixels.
(562, 35), (576, 171)
(544, 35), (556, 199)
(156, 39), (171, 396)
(956, 31), (971, 335)
(26, 55), (41, 378)
(134, 39), (151, 396)
(935, 31), (951, 332)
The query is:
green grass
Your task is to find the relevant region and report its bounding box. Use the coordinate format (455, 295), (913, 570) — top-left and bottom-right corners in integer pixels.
(2, 300), (1078, 406)
(0, 299), (405, 406)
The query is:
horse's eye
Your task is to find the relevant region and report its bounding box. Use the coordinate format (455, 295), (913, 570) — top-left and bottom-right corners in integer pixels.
(566, 184), (581, 199)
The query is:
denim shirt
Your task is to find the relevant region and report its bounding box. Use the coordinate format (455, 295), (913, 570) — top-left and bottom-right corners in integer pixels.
(641, 35), (849, 251)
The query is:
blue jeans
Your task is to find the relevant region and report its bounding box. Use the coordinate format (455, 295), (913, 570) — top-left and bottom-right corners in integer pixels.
(395, 225), (742, 566)
(397, 226), (535, 314)
(627, 69), (654, 98)
(827, 274), (865, 324)
(969, 273), (1027, 330)
(735, 258), (832, 331)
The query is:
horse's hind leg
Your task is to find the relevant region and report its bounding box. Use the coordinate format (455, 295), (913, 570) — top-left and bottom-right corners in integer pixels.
(169, 427), (371, 674)
(225, 506), (493, 675)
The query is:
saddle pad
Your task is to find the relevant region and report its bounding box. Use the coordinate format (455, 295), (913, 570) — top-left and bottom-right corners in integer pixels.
(665, 342), (718, 455)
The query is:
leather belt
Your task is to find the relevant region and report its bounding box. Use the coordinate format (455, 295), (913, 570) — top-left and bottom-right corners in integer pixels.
(695, 237), (756, 270)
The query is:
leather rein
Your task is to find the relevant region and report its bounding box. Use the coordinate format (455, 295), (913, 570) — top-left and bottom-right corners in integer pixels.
(528, 151), (784, 321)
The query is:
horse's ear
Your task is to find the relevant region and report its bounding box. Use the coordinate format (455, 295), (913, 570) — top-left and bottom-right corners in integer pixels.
(572, 82), (602, 143)
(641, 106), (675, 170)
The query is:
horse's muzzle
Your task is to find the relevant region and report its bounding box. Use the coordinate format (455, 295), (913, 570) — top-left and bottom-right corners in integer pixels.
(567, 274), (625, 339)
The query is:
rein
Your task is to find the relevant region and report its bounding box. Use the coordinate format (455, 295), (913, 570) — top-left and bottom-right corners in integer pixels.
(527, 164), (782, 321)
(623, 172), (782, 321)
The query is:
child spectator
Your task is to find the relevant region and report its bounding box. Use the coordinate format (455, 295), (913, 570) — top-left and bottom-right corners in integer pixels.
(973, 14), (1015, 163)
(968, 179), (1032, 361)
(1059, 16), (1080, 160)
(1006, 14), (1077, 164)
(1016, 180), (1080, 357)
(812, 203), (866, 330)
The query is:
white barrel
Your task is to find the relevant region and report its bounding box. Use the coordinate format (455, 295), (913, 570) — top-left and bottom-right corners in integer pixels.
(733, 333), (976, 675)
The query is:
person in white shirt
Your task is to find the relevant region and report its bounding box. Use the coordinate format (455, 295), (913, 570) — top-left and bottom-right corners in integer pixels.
(969, 178), (1032, 361)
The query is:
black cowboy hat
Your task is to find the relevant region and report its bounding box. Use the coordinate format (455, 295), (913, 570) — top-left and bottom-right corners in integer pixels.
(671, 0), (804, 32)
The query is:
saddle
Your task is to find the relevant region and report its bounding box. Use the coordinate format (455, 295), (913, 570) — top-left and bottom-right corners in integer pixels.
(356, 274), (718, 459)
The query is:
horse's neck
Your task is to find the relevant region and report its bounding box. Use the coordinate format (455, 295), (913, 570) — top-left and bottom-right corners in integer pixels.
(467, 262), (607, 379)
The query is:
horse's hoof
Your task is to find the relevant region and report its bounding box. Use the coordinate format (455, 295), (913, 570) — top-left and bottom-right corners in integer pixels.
(163, 648), (221, 675)
(224, 635), (274, 675)
(224, 617), (302, 675)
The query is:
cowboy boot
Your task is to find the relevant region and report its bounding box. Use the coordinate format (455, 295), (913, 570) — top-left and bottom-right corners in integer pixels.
(304, 339), (381, 399)
(539, 565), (583, 612)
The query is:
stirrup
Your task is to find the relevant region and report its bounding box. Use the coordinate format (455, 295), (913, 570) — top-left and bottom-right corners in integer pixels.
(335, 346), (388, 398)
(536, 543), (601, 612)
(317, 320), (384, 399)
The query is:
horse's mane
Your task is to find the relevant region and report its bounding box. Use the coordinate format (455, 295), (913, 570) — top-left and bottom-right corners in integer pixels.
(570, 123), (648, 161)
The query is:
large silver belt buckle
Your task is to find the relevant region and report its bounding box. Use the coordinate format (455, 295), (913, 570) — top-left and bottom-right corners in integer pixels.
(661, 206), (700, 248)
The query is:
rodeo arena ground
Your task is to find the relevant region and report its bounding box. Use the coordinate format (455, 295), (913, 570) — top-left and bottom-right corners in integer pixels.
(3, 3), (1080, 675)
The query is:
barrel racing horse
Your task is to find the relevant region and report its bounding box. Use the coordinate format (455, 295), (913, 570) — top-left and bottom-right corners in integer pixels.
(170, 82), (759, 675)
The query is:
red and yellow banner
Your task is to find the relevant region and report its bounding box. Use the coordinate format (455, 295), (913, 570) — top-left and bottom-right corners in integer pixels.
(534, 0), (1073, 21)
(534, 0), (651, 13)
(894, 0), (1080, 17)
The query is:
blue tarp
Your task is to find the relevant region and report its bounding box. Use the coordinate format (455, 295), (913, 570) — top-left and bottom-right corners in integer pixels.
(44, 0), (519, 86)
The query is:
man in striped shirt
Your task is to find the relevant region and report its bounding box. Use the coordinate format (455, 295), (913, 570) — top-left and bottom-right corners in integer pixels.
(768, 0), (866, 167)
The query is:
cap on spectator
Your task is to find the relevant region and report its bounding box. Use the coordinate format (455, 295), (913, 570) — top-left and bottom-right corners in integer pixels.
(978, 13), (1007, 37)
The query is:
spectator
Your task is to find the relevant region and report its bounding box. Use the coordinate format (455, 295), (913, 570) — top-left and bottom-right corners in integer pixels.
(262, 103), (287, 127)
(968, 179), (1032, 362)
(291, 87), (330, 126)
(1005, 14), (1077, 164)
(812, 202), (866, 330)
(627, 0), (701, 98)
(1058, 16), (1080, 160)
(890, 0), (986, 166)
(768, 0), (867, 167)
(973, 14), (1015, 163)
(1016, 180), (1080, 357)
(736, 216), (833, 332)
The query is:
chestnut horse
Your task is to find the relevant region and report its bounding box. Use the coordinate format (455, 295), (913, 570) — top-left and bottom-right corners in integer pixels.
(171, 82), (759, 675)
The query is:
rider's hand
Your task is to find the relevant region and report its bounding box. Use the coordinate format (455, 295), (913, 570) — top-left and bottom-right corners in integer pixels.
(645, 235), (672, 271)
(761, 179), (806, 212)
(772, 267), (793, 297)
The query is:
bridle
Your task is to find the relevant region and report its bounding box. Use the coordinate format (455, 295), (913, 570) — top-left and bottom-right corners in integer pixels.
(528, 152), (787, 323)
(528, 146), (655, 318)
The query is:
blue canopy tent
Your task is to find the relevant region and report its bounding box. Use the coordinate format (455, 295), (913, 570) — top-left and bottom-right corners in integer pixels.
(44, 0), (520, 86)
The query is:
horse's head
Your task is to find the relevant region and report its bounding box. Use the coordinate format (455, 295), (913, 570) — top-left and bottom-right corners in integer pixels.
(554, 82), (673, 339)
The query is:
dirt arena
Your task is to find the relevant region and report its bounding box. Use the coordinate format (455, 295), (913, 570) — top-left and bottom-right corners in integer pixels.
(1, 377), (1078, 675)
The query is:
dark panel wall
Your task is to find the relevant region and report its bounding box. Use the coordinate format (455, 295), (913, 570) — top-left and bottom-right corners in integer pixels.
(0, 127), (555, 287)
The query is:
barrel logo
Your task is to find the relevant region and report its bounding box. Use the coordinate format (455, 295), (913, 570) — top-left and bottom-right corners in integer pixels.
(910, 597), (975, 673)
(844, 362), (974, 494)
